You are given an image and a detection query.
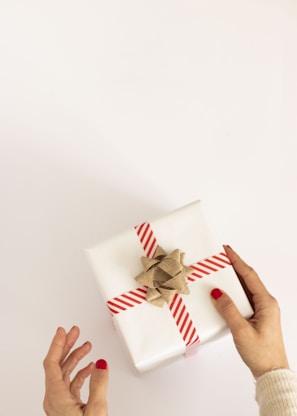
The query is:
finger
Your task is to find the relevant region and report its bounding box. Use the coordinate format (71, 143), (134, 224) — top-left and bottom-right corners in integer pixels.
(43, 327), (67, 383)
(210, 288), (250, 336)
(70, 361), (93, 402)
(224, 245), (269, 297)
(62, 341), (92, 381)
(60, 326), (80, 363)
(86, 359), (108, 415)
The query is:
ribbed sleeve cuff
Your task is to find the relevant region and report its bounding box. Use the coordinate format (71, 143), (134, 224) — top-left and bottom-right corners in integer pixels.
(256, 369), (297, 416)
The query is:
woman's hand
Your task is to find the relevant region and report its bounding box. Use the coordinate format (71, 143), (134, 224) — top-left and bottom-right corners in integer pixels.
(43, 326), (108, 416)
(210, 245), (289, 379)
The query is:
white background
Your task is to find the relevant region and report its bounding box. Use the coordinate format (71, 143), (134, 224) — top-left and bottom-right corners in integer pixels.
(0, 0), (297, 415)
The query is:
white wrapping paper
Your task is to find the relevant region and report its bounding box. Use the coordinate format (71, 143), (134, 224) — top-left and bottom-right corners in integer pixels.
(86, 200), (253, 372)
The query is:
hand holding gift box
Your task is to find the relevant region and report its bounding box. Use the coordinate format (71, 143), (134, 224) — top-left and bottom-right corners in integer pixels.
(86, 200), (253, 372)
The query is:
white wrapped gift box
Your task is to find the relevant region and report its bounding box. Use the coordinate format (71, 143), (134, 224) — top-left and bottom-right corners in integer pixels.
(86, 200), (253, 372)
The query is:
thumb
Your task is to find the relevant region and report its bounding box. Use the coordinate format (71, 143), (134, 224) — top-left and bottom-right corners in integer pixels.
(210, 288), (249, 335)
(86, 359), (109, 415)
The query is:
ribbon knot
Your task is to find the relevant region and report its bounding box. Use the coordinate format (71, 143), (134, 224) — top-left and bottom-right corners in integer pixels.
(135, 246), (192, 307)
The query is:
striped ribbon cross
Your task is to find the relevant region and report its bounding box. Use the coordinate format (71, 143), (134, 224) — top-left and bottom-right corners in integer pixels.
(107, 222), (231, 349)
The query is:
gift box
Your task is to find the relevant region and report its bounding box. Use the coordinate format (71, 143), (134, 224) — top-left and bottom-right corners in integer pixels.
(86, 200), (253, 372)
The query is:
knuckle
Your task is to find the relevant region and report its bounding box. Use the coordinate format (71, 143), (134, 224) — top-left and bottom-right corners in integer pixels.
(88, 399), (108, 415)
(99, 402), (108, 415)
(74, 374), (85, 389)
(63, 369), (71, 383)
(268, 295), (280, 310)
(248, 265), (255, 274)
(43, 397), (50, 413)
(244, 265), (255, 277)
(220, 298), (235, 317)
(43, 357), (49, 370)
(259, 293), (280, 317)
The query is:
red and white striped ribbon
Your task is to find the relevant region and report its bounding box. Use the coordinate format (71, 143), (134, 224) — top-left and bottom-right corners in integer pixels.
(135, 222), (158, 258)
(187, 252), (231, 282)
(106, 222), (231, 348)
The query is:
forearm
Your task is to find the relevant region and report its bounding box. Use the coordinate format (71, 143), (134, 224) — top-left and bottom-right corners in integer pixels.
(256, 369), (297, 416)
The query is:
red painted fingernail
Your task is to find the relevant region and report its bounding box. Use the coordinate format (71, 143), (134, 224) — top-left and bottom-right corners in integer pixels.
(96, 359), (108, 370)
(211, 288), (223, 300)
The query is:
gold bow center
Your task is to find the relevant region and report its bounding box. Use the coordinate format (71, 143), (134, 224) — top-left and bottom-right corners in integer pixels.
(135, 247), (192, 307)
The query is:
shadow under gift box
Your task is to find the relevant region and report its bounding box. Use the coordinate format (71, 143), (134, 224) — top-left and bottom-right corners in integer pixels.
(86, 200), (254, 372)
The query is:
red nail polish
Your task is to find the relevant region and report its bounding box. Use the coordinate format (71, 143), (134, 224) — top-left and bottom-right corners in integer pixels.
(96, 359), (108, 370)
(211, 288), (223, 300)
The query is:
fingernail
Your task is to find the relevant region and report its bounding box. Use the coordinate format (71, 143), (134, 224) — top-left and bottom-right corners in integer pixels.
(96, 359), (108, 370)
(56, 327), (62, 333)
(211, 288), (223, 300)
(224, 244), (232, 250)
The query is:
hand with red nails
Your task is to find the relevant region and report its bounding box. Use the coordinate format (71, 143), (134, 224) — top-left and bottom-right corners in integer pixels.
(210, 245), (289, 379)
(43, 326), (108, 416)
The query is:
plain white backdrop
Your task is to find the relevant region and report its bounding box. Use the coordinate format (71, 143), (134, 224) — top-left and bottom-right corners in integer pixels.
(0, 0), (296, 415)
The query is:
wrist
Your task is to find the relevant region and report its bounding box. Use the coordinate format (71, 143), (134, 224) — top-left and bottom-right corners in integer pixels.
(253, 362), (290, 379)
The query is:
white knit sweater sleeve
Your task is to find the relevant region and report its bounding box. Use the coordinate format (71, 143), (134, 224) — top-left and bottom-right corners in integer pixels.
(256, 369), (297, 416)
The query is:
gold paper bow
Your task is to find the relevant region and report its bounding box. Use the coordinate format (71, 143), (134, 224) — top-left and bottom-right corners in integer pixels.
(135, 247), (192, 307)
